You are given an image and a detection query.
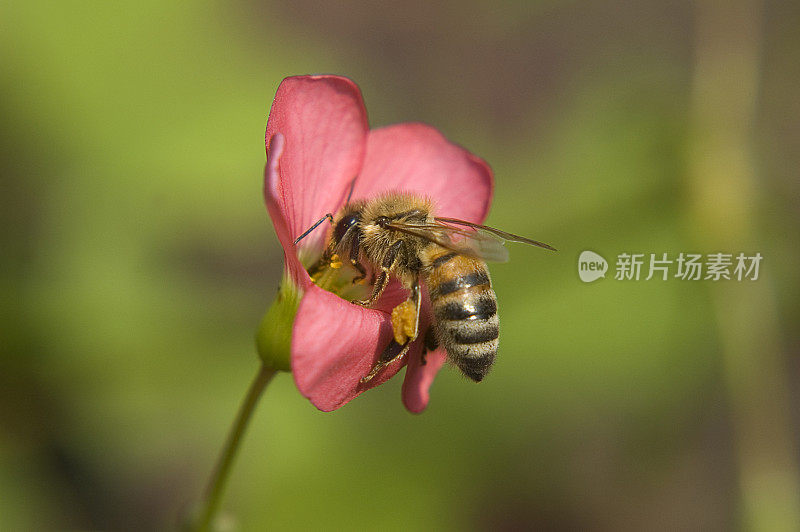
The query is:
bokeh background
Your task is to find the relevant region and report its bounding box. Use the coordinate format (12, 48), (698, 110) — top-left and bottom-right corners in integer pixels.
(3, 1), (799, 530)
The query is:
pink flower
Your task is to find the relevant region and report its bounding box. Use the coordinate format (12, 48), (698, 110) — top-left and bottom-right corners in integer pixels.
(263, 75), (493, 413)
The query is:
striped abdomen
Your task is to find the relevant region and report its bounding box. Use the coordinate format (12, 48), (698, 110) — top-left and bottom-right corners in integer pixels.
(425, 251), (499, 382)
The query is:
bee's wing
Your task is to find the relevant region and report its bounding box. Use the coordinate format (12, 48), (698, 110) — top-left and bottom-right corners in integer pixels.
(434, 217), (557, 252)
(386, 221), (511, 263)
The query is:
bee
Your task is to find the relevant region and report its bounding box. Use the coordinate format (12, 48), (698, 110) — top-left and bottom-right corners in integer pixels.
(296, 192), (556, 384)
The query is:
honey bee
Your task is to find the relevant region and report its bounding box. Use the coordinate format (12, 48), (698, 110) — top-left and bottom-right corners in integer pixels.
(297, 192), (556, 384)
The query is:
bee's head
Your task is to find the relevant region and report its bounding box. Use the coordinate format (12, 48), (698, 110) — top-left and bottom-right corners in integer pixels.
(333, 212), (360, 244)
(330, 203), (364, 253)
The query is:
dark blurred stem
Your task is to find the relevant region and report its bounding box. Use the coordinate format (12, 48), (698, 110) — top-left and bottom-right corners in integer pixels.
(689, 1), (800, 528)
(192, 364), (276, 532)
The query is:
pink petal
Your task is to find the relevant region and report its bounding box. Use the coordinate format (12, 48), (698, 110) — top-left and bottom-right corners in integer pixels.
(402, 348), (448, 413)
(292, 285), (427, 411)
(264, 133), (308, 287)
(351, 123), (494, 223)
(265, 75), (369, 251)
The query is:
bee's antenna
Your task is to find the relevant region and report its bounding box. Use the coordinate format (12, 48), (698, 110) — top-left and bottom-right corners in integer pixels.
(345, 177), (357, 204)
(294, 213), (333, 245)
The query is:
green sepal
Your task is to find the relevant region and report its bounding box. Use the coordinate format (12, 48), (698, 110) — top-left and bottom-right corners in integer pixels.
(255, 277), (300, 372)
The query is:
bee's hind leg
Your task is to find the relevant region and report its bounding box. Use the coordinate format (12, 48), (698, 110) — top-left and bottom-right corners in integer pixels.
(421, 327), (439, 366)
(390, 278), (421, 345)
(360, 339), (414, 384)
(360, 277), (422, 384)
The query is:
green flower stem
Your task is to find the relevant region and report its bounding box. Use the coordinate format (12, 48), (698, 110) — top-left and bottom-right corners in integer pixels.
(192, 364), (276, 532)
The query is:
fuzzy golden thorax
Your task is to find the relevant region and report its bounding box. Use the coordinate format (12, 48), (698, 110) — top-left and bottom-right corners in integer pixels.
(332, 193), (436, 288)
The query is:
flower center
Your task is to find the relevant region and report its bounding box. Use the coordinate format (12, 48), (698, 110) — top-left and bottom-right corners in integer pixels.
(299, 249), (369, 301)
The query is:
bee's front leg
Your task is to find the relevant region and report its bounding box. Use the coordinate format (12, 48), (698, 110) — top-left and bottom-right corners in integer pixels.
(349, 242), (368, 284)
(352, 240), (402, 307)
(351, 271), (389, 307)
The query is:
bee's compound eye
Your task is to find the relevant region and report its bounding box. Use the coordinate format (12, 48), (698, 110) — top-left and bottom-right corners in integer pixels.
(334, 213), (360, 243)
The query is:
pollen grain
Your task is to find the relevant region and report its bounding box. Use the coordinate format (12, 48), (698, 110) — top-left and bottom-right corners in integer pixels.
(391, 300), (417, 345)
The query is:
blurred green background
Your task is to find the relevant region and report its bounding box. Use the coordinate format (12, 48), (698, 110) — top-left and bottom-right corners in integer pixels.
(2, 1), (799, 530)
